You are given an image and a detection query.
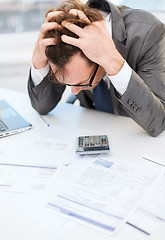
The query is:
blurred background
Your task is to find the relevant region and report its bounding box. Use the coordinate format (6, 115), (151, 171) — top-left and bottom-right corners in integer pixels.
(0, 0), (164, 96)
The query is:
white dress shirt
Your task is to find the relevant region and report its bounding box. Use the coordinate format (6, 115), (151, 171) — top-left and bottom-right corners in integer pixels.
(31, 13), (132, 95)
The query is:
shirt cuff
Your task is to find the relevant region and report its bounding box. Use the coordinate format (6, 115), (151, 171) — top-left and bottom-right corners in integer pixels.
(108, 61), (132, 95)
(31, 63), (49, 87)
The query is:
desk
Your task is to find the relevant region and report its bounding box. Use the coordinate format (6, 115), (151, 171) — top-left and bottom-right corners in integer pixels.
(0, 88), (165, 240)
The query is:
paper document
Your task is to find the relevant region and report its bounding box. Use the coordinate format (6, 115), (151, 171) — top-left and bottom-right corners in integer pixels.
(0, 126), (83, 167)
(0, 162), (59, 195)
(143, 155), (165, 167)
(127, 156), (165, 235)
(47, 157), (160, 235)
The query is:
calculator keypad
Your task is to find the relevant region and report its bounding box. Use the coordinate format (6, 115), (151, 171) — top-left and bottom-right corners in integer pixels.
(76, 135), (110, 154)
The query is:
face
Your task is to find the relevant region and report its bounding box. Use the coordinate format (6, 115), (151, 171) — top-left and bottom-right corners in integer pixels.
(50, 52), (104, 95)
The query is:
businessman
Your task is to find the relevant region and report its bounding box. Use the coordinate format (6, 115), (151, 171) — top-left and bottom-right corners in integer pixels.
(28, 0), (165, 137)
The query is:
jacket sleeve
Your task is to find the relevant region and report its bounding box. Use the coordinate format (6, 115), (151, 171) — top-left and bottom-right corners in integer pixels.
(28, 69), (66, 115)
(119, 21), (165, 137)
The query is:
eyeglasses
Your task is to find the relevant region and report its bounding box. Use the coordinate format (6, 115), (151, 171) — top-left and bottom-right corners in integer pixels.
(65, 64), (99, 88)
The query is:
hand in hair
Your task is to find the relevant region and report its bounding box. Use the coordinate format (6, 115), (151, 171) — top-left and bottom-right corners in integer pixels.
(61, 10), (124, 76)
(32, 11), (64, 69)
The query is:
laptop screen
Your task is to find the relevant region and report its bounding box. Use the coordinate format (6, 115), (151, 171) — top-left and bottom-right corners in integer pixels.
(0, 100), (32, 138)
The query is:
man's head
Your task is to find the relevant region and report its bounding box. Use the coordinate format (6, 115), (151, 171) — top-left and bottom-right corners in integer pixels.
(45, 0), (105, 94)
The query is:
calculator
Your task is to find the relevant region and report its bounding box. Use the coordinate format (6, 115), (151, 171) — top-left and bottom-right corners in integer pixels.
(76, 135), (110, 155)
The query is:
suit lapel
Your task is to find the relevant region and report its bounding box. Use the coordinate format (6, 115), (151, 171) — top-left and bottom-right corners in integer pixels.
(107, 2), (129, 115)
(109, 2), (128, 59)
(82, 1), (128, 114)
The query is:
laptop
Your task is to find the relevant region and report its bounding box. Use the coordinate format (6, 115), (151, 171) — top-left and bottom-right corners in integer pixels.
(0, 100), (32, 138)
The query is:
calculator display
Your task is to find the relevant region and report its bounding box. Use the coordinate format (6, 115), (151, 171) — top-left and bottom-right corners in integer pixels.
(76, 135), (110, 155)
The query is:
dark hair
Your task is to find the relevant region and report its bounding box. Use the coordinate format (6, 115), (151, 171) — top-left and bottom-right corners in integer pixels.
(45, 0), (104, 73)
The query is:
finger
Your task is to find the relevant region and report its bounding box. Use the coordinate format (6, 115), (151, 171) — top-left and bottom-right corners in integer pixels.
(40, 22), (62, 35)
(69, 9), (91, 23)
(42, 38), (56, 47)
(45, 11), (64, 23)
(61, 34), (79, 47)
(61, 21), (82, 36)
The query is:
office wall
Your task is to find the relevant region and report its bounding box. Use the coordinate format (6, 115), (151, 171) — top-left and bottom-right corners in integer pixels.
(0, 0), (62, 92)
(0, 0), (164, 93)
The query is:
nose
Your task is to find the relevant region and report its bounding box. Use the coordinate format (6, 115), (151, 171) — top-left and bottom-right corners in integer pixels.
(71, 86), (82, 95)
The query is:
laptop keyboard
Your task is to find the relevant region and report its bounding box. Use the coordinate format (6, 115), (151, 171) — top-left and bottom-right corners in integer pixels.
(0, 120), (7, 132)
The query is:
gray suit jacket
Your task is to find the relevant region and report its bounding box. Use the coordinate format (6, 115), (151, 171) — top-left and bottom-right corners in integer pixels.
(28, 1), (165, 137)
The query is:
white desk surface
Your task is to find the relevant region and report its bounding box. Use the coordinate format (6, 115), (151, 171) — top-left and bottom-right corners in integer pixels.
(0, 88), (165, 240)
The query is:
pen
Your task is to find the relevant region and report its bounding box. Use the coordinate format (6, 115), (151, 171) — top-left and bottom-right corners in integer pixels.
(39, 114), (50, 127)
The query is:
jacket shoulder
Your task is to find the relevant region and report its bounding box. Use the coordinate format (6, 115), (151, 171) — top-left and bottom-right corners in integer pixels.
(119, 6), (163, 27)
